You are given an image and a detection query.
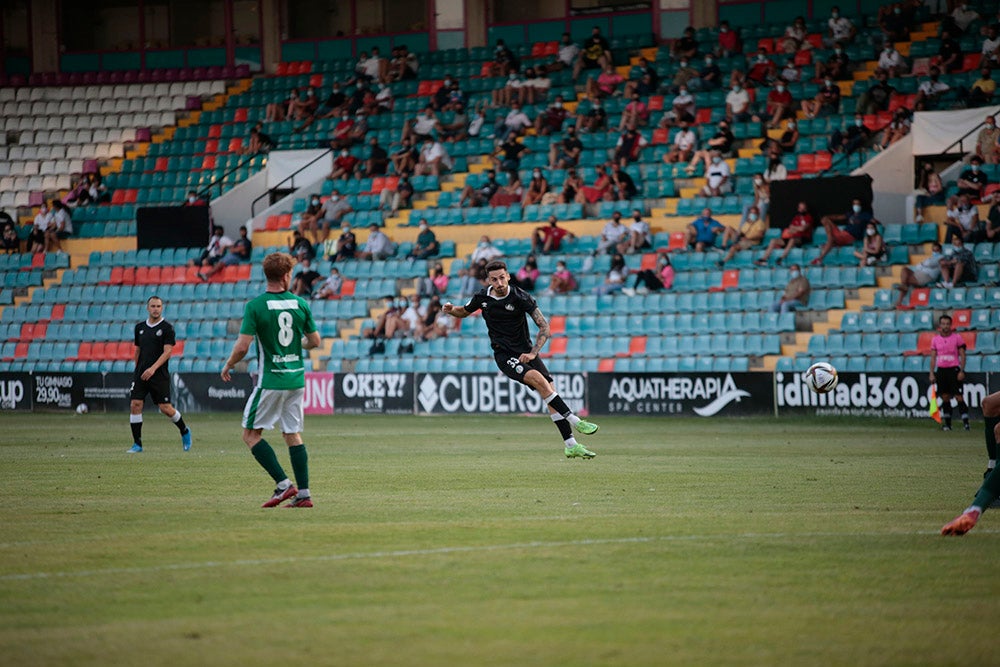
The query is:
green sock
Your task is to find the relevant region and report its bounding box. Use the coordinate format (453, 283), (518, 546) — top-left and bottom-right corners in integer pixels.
(251, 440), (287, 483)
(289, 444), (309, 492)
(986, 417), (999, 460)
(974, 467), (1000, 510)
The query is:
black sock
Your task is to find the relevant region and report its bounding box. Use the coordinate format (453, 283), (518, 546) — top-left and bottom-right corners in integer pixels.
(986, 417), (1000, 460)
(944, 409), (952, 428)
(553, 416), (573, 440)
(957, 401), (969, 424)
(174, 417), (188, 434)
(546, 394), (572, 418)
(130, 422), (142, 445)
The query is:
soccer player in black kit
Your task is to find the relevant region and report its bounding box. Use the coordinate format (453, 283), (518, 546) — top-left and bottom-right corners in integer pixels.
(127, 296), (192, 453)
(443, 260), (599, 458)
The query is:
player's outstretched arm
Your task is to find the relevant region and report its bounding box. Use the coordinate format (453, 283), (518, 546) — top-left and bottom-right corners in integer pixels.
(442, 302), (470, 319)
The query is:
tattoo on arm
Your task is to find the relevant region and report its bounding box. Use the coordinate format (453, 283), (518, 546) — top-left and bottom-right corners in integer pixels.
(530, 308), (550, 355)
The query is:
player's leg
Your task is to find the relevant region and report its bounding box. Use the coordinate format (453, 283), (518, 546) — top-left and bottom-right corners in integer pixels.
(279, 389), (312, 507)
(952, 380), (970, 431)
(514, 357), (598, 458)
(983, 391), (1000, 476)
(153, 382), (192, 450)
(128, 397), (145, 452)
(242, 388), (297, 507)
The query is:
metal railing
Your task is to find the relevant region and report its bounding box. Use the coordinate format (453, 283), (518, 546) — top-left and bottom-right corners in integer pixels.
(249, 148), (333, 219)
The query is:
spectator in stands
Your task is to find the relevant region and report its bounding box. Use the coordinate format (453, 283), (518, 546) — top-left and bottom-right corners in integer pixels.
(458, 258), (489, 298)
(825, 6), (856, 46)
(701, 152), (732, 197)
(982, 25), (1000, 68)
(320, 193), (353, 243)
(313, 267), (343, 300)
(417, 296), (453, 342)
(949, 3), (981, 35)
(957, 155), (989, 199)
(299, 194), (326, 243)
(619, 209), (651, 255)
(894, 242), (943, 307)
(45, 199), (71, 255)
(192, 224), (233, 269)
(622, 57), (659, 100)
(490, 39), (520, 77)
(595, 211), (629, 255)
(768, 264), (811, 314)
(348, 112), (370, 145)
(494, 103), (532, 141)
(659, 85), (695, 127)
(985, 199), (1000, 240)
(401, 105), (441, 145)
(746, 49), (776, 86)
(391, 139), (418, 175)
(664, 122), (697, 164)
(586, 63), (625, 100)
(614, 127), (647, 167)
(244, 123), (275, 155)
(372, 82), (394, 115)
(439, 103), (471, 143)
(492, 70), (526, 108)
(939, 236), (978, 287)
(364, 136), (389, 177)
(618, 93), (651, 131)
(362, 295), (404, 342)
(29, 203), (52, 254)
(66, 172), (107, 206)
(877, 43), (907, 77)
(523, 169), (550, 206)
(491, 172), (524, 207)
(390, 45), (419, 81)
(686, 208), (724, 252)
(414, 137), (452, 177)
(509, 255), (540, 291)
(329, 148), (360, 180)
(720, 205), (767, 265)
(327, 222), (358, 262)
(811, 197), (874, 265)
(671, 26), (699, 63)
(781, 16), (808, 54)
(459, 169), (500, 208)
(627, 253), (674, 295)
(574, 26), (613, 80)
(265, 88), (292, 122)
(494, 136), (528, 178)
(290, 258), (324, 297)
(854, 220), (887, 267)
(855, 69), (896, 115)
(945, 194), (985, 242)
(969, 69), (997, 108)
(756, 201), (814, 265)
(915, 67), (951, 110)
(937, 28), (963, 73)
(829, 114), (873, 154)
(199, 225), (252, 281)
(747, 173), (771, 223)
(671, 57), (700, 93)
(544, 32), (580, 73)
(525, 68), (551, 105)
(547, 260), (577, 295)
(549, 126), (583, 168)
(363, 47), (389, 84)
(915, 162), (945, 222)
(715, 20), (741, 57)
(534, 95), (572, 136)
(577, 164), (612, 204)
(288, 229), (315, 263)
(763, 148), (788, 183)
(879, 4), (911, 43)
(418, 264), (449, 298)
(471, 235), (504, 265)
(592, 253), (627, 295)
(774, 59), (797, 86)
(801, 78), (841, 119)
(686, 120), (735, 173)
(295, 82), (346, 132)
(559, 168), (584, 204)
(576, 98), (607, 133)
(816, 43), (851, 81)
(183, 190), (207, 206)
(609, 163), (638, 202)
(380, 173), (414, 216)
(725, 81), (752, 122)
(532, 216), (575, 255)
(408, 219), (440, 260)
(290, 87), (319, 121)
(878, 108), (911, 150)
(760, 81), (794, 129)
(355, 223), (395, 261)
(329, 113), (356, 151)
(774, 118), (799, 154)
(2, 219), (19, 254)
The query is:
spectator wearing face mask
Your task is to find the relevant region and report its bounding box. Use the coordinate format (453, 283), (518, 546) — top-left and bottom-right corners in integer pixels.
(686, 120), (735, 173)
(915, 162), (945, 223)
(534, 96), (571, 136)
(319, 191), (354, 243)
(801, 78), (841, 119)
(976, 116), (1000, 166)
(944, 194), (984, 243)
(459, 169), (500, 208)
(414, 137), (453, 177)
(701, 152), (731, 197)
(328, 147), (361, 180)
(756, 201), (813, 266)
(855, 68), (896, 115)
(939, 236), (979, 288)
(914, 67), (950, 111)
(618, 93), (650, 131)
(829, 114), (873, 154)
(812, 197), (874, 265)
(876, 43), (907, 78)
(664, 122), (697, 164)
(768, 264), (810, 314)
(725, 82), (752, 122)
(720, 205), (767, 265)
(825, 7), (856, 47)
(182, 190), (207, 206)
(619, 209), (651, 255)
(522, 169), (550, 206)
(957, 155), (989, 199)
(895, 242), (944, 308)
(531, 216), (576, 255)
(855, 221), (887, 267)
(685, 208), (725, 252)
(816, 41), (852, 81)
(760, 80), (794, 129)
(969, 68), (997, 108)
(299, 193), (327, 244)
(407, 219), (440, 260)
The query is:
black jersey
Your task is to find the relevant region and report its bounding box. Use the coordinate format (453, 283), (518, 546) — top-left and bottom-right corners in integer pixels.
(133, 318), (176, 379)
(464, 285), (538, 355)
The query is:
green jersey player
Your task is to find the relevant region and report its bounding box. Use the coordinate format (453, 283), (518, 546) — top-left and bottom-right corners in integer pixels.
(222, 252), (321, 508)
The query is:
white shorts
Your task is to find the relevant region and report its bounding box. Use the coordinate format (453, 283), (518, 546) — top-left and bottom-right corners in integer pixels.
(242, 387), (305, 434)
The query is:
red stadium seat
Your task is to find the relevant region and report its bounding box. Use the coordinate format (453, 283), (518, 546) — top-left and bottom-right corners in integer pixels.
(627, 336), (647, 356)
(598, 358), (616, 372)
(549, 315), (566, 336)
(757, 38), (774, 53)
(309, 73), (323, 88)
(953, 309), (972, 329)
(652, 128), (669, 144)
(543, 337), (567, 357)
(793, 50), (812, 66)
(207, 125), (222, 138)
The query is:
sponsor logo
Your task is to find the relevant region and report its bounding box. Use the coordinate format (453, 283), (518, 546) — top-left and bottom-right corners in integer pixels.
(0, 380), (25, 409)
(418, 373), (585, 414)
(34, 375), (74, 408)
(207, 386), (246, 399)
(341, 373), (408, 398)
(156, 330), (162, 337)
(605, 373), (750, 416)
(271, 353), (301, 363)
(505, 304), (514, 311)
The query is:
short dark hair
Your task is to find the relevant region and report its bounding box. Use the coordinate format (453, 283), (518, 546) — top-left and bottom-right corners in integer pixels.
(147, 295), (162, 304)
(485, 260), (507, 273)
(939, 314), (953, 323)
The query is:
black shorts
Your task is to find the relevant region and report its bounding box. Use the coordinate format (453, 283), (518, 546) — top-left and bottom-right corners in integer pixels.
(494, 351), (553, 385)
(131, 374), (172, 404)
(935, 366), (963, 396)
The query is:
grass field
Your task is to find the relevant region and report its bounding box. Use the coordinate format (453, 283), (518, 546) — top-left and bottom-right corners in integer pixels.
(1, 411), (997, 666)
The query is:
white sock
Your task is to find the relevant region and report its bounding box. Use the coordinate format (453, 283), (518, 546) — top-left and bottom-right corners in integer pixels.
(129, 414), (142, 424)
(990, 460), (996, 470)
(566, 415), (581, 426)
(298, 489), (310, 498)
(564, 437), (578, 447)
(277, 479), (292, 490)
(170, 410), (182, 423)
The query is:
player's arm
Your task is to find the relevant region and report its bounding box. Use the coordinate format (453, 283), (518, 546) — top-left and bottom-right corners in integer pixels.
(302, 330), (322, 350)
(524, 307), (551, 360)
(958, 345), (967, 379)
(442, 302), (470, 318)
(141, 344), (173, 381)
(221, 334), (254, 381)
(929, 347), (937, 382)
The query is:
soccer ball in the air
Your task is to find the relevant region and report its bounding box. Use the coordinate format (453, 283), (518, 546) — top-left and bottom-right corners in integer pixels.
(804, 362), (838, 394)
(75, 403), (89, 414)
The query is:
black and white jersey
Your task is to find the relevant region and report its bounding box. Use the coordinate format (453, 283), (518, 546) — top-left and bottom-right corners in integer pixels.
(464, 285), (538, 355)
(133, 318), (176, 379)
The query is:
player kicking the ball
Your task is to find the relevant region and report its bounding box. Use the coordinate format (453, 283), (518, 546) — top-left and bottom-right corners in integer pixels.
(221, 252), (322, 507)
(442, 259), (599, 458)
(941, 390), (1000, 535)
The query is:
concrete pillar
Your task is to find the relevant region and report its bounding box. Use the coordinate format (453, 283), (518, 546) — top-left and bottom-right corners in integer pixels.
(31, 0), (59, 73)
